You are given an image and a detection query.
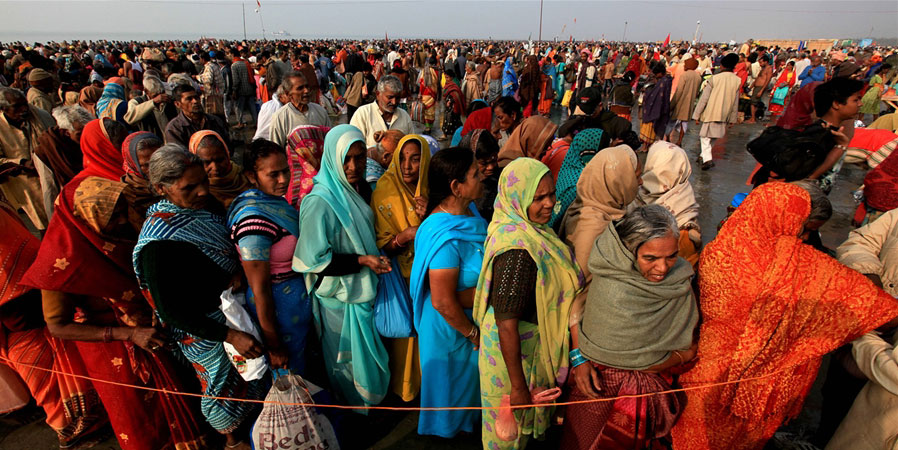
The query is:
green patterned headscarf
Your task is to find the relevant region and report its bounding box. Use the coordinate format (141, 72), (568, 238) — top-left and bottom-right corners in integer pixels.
(473, 157), (585, 385)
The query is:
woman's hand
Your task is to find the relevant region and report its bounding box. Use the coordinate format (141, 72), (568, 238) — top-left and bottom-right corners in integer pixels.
(414, 196), (428, 220)
(129, 327), (167, 352)
(359, 255), (392, 274)
(225, 329), (264, 359)
(571, 362), (603, 399)
(466, 326), (480, 350)
(267, 347), (289, 369)
(510, 385), (532, 407)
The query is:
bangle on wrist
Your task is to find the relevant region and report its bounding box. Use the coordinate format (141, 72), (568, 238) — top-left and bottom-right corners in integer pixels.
(466, 324), (478, 338)
(569, 348), (590, 368)
(393, 234), (406, 248)
(673, 350), (684, 365)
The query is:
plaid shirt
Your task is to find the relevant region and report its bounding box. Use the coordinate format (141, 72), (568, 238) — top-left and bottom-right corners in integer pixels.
(230, 59), (256, 96)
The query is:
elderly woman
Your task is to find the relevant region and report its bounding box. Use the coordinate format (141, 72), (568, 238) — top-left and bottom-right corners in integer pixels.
(409, 147), (486, 437)
(227, 139), (310, 374)
(475, 158), (583, 450)
(292, 124), (392, 409)
(635, 141), (702, 267)
(365, 129), (405, 189)
(187, 130), (251, 208)
(133, 144), (265, 450)
(371, 134), (431, 401)
(497, 115), (557, 168)
(285, 125), (329, 209)
(120, 131), (163, 229)
(672, 182), (898, 450)
(21, 122), (206, 450)
(562, 204), (698, 449)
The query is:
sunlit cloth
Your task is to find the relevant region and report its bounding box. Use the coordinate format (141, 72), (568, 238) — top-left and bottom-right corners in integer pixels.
(78, 85), (103, 117)
(96, 82), (125, 121)
(672, 182), (898, 450)
(285, 125), (329, 209)
(497, 116), (557, 167)
(81, 119), (126, 181)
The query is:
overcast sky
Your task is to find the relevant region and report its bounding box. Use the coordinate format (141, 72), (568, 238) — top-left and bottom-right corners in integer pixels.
(1, 0), (896, 43)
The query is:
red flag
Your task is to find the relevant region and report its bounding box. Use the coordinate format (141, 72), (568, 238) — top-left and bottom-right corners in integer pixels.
(256, 0), (261, 8)
(663, 33), (670, 47)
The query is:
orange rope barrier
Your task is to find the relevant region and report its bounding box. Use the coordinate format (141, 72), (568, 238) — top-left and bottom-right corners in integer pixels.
(0, 354), (789, 411)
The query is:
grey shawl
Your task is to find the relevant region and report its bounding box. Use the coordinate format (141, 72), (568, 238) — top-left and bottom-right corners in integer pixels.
(578, 224), (698, 370)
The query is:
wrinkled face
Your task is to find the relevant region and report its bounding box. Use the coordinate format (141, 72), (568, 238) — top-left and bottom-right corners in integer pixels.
(175, 90), (203, 115)
(136, 143), (162, 177)
(1, 93), (30, 123)
(376, 88), (400, 114)
(526, 174), (556, 225)
(63, 119), (87, 144)
(494, 106), (517, 132)
(398, 140), (422, 186)
(635, 234), (679, 282)
(477, 153), (498, 178)
(251, 152), (290, 197)
(343, 141), (367, 185)
(160, 164), (210, 210)
(195, 142), (230, 178)
(454, 161), (484, 201)
(287, 76), (309, 107)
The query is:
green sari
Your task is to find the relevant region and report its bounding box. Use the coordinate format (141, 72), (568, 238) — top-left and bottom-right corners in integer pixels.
(473, 158), (584, 449)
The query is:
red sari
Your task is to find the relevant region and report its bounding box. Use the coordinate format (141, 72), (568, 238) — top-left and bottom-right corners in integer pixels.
(20, 119), (206, 450)
(671, 182), (898, 450)
(0, 204), (108, 446)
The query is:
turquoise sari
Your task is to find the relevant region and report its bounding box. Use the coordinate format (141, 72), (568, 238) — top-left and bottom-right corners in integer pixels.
(292, 124), (390, 409)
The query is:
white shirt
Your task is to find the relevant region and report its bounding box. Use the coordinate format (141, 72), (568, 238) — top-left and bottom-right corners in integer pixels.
(794, 58), (811, 81)
(253, 97), (283, 142)
(269, 102), (331, 148)
(349, 102), (413, 147)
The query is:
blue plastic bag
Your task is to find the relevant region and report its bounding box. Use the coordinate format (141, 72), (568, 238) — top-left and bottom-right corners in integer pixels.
(374, 254), (415, 338)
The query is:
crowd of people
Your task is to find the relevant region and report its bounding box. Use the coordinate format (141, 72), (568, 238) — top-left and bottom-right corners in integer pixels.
(1, 35), (898, 450)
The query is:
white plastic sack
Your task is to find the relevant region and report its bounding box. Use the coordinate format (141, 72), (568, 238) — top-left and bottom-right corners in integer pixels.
(220, 288), (268, 381)
(251, 372), (340, 450)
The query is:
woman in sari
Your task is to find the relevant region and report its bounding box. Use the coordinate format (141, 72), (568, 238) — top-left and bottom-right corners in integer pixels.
(501, 56), (519, 98)
(20, 120), (207, 450)
(635, 141), (702, 267)
(492, 96), (522, 149)
(292, 124), (392, 408)
(96, 78), (128, 123)
(409, 147), (485, 437)
(475, 157), (582, 450)
(420, 57), (441, 134)
(228, 139), (311, 374)
(0, 202), (108, 449)
(672, 182), (898, 450)
(120, 131), (163, 230)
(461, 103), (492, 137)
(768, 61), (796, 119)
(517, 55), (541, 118)
(442, 71), (467, 138)
(460, 129), (500, 221)
(285, 125), (329, 210)
(548, 129), (604, 230)
(497, 115), (557, 168)
(859, 64), (891, 123)
(563, 204), (697, 449)
(187, 130), (251, 208)
(366, 129), (405, 189)
(134, 144), (266, 450)
(371, 135), (431, 402)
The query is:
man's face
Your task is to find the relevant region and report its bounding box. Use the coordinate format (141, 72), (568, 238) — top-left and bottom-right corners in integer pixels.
(175, 91), (203, 116)
(1, 93), (29, 123)
(835, 91), (864, 120)
(287, 76), (310, 107)
(811, 57), (822, 67)
(376, 88), (399, 114)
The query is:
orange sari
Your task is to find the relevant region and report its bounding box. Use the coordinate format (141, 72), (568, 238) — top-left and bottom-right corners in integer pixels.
(672, 182), (898, 450)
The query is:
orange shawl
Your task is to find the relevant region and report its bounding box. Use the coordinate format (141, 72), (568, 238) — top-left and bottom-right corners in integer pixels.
(497, 116), (557, 167)
(672, 182), (898, 450)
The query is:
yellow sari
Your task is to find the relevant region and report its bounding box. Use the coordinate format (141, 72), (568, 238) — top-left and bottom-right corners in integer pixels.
(370, 134), (431, 401)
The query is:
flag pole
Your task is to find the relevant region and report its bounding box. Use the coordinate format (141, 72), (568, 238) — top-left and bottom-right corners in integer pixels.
(538, 0), (544, 42)
(242, 1), (247, 41)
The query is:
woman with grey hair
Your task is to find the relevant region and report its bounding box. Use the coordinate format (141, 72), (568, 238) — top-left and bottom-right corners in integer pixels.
(34, 105), (93, 187)
(562, 203), (699, 449)
(133, 144), (266, 450)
